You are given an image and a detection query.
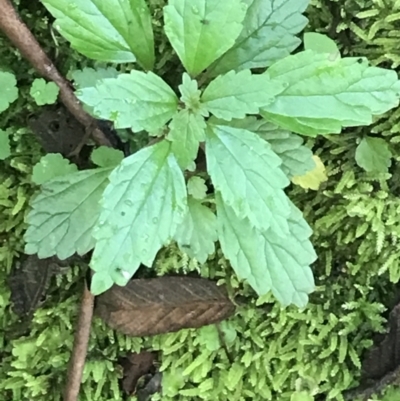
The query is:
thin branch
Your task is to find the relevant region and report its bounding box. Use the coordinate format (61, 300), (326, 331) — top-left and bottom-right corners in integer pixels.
(0, 0), (112, 147)
(63, 283), (95, 401)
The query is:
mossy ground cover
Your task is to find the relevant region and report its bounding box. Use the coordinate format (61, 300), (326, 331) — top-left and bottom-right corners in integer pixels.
(2, 1), (400, 400)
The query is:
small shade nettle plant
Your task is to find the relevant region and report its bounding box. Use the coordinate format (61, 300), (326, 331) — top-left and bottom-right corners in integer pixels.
(7, 0), (400, 306)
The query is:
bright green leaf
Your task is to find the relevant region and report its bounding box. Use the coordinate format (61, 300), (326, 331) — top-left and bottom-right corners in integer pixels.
(187, 176), (207, 200)
(303, 32), (339, 57)
(0, 130), (11, 160)
(30, 78), (59, 106)
(222, 118), (315, 177)
(77, 71), (178, 132)
(262, 113), (340, 137)
(70, 66), (119, 89)
(291, 391), (314, 401)
(0, 71), (18, 113)
(179, 73), (208, 115)
(90, 272), (114, 295)
(208, 0), (309, 76)
(216, 193), (316, 307)
(219, 320), (237, 345)
(174, 197), (217, 263)
(42, 0), (155, 69)
(168, 109), (206, 169)
(226, 362), (244, 391)
(71, 66), (119, 115)
(91, 146), (124, 168)
(261, 51), (400, 136)
(164, 0), (247, 76)
(205, 124), (291, 236)
(31, 154), (78, 185)
(201, 69), (285, 120)
(355, 136), (392, 173)
(197, 325), (220, 352)
(90, 140), (187, 291)
(24, 168), (113, 259)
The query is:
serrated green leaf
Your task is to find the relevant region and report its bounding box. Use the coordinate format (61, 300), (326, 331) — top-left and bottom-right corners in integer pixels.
(70, 66), (119, 115)
(31, 154), (78, 185)
(91, 146), (124, 168)
(30, 78), (59, 106)
(187, 176), (207, 200)
(174, 197), (217, 263)
(0, 130), (11, 160)
(216, 194), (316, 307)
(90, 140), (187, 291)
(205, 124), (290, 236)
(209, 116), (315, 176)
(90, 273), (114, 295)
(0, 71), (18, 113)
(261, 51), (400, 136)
(208, 0), (309, 76)
(24, 168), (113, 260)
(179, 73), (208, 115)
(201, 69), (285, 120)
(355, 136), (392, 173)
(77, 71), (178, 132)
(238, 119), (315, 177)
(42, 0), (155, 69)
(168, 109), (206, 169)
(71, 67), (119, 89)
(303, 32), (339, 57)
(164, 0), (247, 76)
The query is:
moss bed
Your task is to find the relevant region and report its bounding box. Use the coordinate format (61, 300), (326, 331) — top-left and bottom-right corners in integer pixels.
(2, 1), (400, 400)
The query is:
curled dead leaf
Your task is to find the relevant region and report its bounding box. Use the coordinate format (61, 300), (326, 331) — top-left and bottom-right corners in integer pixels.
(95, 276), (235, 337)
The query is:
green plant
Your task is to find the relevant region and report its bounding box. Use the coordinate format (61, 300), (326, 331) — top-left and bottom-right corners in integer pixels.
(6, 0), (397, 307)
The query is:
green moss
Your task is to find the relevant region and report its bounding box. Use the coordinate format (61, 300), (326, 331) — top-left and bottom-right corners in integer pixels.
(2, 1), (400, 400)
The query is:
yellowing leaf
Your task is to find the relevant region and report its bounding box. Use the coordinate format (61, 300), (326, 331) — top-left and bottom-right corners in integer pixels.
(291, 155), (327, 190)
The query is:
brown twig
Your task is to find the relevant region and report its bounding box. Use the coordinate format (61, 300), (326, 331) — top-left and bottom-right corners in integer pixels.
(63, 282), (95, 401)
(0, 0), (112, 148)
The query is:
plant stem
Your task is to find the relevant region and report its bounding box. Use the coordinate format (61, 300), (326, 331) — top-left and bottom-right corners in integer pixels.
(63, 283), (94, 401)
(0, 0), (112, 148)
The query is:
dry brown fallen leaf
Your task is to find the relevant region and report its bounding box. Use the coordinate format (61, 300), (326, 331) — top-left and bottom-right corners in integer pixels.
(96, 276), (235, 337)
